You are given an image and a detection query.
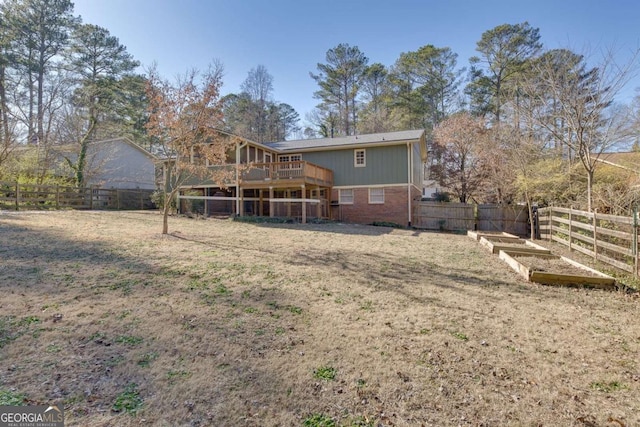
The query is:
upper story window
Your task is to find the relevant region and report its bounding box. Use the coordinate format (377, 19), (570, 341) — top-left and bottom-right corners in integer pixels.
(278, 154), (302, 169)
(354, 149), (366, 167)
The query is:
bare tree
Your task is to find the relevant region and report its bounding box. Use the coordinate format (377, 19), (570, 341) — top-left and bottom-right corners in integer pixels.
(432, 113), (491, 203)
(146, 63), (237, 234)
(521, 47), (639, 211)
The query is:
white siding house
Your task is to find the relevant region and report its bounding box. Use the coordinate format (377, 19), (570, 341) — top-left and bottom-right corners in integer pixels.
(85, 137), (158, 190)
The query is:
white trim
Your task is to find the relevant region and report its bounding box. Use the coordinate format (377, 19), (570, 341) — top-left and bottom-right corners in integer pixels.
(368, 188), (384, 204)
(338, 188), (354, 204)
(333, 183), (408, 189)
(354, 148), (366, 167)
(178, 195), (320, 203)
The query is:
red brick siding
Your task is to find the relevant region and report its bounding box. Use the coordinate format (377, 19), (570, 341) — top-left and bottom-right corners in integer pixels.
(331, 186), (411, 226)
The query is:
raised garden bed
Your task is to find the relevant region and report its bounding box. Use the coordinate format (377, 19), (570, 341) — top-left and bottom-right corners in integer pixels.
(478, 236), (551, 255)
(467, 230), (519, 241)
(499, 251), (617, 290)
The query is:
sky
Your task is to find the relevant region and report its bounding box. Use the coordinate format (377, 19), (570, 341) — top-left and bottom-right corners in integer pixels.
(72, 0), (640, 130)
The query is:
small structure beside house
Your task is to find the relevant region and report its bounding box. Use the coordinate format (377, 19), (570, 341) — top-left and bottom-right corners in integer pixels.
(176, 129), (427, 226)
(80, 137), (158, 190)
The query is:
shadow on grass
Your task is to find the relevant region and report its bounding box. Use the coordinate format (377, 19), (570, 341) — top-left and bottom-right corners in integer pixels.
(0, 215), (304, 425)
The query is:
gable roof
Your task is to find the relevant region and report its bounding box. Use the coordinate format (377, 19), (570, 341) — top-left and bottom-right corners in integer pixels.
(89, 137), (159, 161)
(596, 151), (640, 173)
(265, 129), (426, 152)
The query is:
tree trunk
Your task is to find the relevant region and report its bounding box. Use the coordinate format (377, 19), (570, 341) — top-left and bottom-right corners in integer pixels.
(162, 185), (180, 235)
(162, 201), (170, 234)
(586, 169), (593, 212)
(0, 65), (10, 155)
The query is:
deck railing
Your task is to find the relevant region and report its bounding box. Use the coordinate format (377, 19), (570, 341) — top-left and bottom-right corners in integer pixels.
(240, 161), (333, 187)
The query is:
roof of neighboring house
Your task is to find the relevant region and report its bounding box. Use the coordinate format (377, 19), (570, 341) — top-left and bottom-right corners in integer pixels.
(596, 151), (640, 173)
(265, 129), (426, 152)
(90, 137), (159, 161)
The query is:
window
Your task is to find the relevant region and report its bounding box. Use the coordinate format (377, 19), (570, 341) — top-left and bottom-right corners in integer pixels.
(339, 189), (354, 204)
(278, 154), (302, 169)
(368, 188), (384, 204)
(354, 149), (366, 167)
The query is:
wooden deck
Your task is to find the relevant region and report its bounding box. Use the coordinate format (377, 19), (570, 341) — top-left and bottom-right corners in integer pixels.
(240, 161), (333, 188)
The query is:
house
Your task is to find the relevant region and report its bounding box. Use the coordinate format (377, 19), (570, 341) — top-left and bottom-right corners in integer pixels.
(176, 129), (427, 226)
(80, 137), (158, 190)
(5, 137), (158, 190)
(596, 151), (640, 176)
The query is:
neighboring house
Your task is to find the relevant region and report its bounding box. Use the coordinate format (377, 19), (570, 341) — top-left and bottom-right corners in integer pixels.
(4, 137), (158, 191)
(47, 137), (158, 190)
(596, 151), (640, 176)
(83, 137), (158, 190)
(177, 129), (427, 226)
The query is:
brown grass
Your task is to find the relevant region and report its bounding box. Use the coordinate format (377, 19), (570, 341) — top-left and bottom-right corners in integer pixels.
(0, 210), (639, 427)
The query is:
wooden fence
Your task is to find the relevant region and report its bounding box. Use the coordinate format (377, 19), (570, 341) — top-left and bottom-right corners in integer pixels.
(0, 181), (155, 211)
(413, 202), (529, 236)
(538, 206), (639, 276)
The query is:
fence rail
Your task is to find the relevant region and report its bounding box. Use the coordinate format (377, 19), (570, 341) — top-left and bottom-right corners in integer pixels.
(538, 206), (639, 277)
(0, 181), (155, 211)
(413, 202), (529, 236)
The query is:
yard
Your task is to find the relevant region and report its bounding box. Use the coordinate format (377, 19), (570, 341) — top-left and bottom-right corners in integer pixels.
(0, 210), (638, 426)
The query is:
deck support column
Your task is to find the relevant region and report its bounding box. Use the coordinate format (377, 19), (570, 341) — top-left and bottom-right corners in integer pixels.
(259, 190), (264, 216)
(301, 184), (306, 224)
(239, 187), (244, 217)
(269, 187), (274, 217)
(315, 187), (321, 219)
(286, 190), (291, 217)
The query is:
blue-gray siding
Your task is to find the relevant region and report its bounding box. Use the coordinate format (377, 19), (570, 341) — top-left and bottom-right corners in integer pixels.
(300, 145), (409, 186)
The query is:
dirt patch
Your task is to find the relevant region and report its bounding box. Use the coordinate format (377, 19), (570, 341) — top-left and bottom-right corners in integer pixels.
(0, 211), (639, 426)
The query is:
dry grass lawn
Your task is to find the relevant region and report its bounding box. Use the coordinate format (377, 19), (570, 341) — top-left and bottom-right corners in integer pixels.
(0, 210), (639, 427)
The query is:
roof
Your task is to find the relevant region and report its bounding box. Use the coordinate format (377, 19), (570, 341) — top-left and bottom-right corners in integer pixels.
(90, 137), (159, 161)
(596, 151), (640, 173)
(265, 129), (426, 152)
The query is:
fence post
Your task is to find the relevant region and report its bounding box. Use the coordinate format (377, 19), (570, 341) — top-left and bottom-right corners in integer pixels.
(634, 206), (638, 278)
(55, 185), (60, 209)
(568, 207), (573, 251)
(593, 209), (598, 262)
(15, 182), (19, 211)
(548, 207), (552, 241)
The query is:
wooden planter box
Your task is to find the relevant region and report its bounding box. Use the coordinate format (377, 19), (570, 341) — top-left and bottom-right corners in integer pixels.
(478, 236), (552, 255)
(467, 230), (519, 241)
(498, 251), (617, 290)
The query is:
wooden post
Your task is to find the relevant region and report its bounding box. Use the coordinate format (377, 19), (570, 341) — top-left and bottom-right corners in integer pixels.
(568, 207), (573, 252)
(547, 207), (552, 241)
(634, 207), (638, 278)
(286, 190), (291, 217)
(316, 187), (321, 219)
(15, 182), (19, 211)
(239, 187), (244, 217)
(592, 209), (598, 261)
(55, 185), (60, 209)
(259, 190), (264, 216)
(301, 185), (306, 224)
(269, 187), (274, 218)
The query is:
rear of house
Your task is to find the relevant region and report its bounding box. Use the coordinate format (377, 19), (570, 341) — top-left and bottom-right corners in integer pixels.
(176, 129), (426, 226)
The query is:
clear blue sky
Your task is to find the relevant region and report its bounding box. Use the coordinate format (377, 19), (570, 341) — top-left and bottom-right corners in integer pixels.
(73, 0), (640, 129)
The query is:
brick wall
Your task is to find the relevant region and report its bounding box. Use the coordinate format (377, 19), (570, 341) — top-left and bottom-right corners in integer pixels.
(331, 186), (412, 226)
